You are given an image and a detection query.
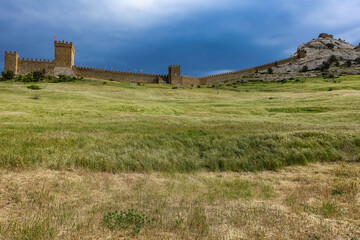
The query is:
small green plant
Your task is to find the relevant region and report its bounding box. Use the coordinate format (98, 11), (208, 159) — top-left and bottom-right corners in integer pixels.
(103, 209), (153, 236)
(345, 60), (352, 68)
(331, 189), (343, 195)
(328, 55), (337, 64)
(299, 66), (309, 72)
(32, 71), (44, 82)
(18, 73), (35, 82)
(1, 70), (15, 80)
(267, 68), (273, 74)
(27, 85), (41, 90)
(320, 61), (330, 72)
(320, 201), (340, 217)
(48, 74), (77, 83)
(326, 43), (335, 49)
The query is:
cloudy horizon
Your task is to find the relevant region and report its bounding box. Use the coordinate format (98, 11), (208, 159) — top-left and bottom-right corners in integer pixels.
(1, 0), (360, 76)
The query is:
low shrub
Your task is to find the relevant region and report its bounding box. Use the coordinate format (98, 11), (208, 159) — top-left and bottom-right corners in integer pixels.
(345, 60), (352, 68)
(27, 85), (41, 90)
(299, 66), (309, 72)
(21, 74), (35, 82)
(1, 70), (14, 80)
(326, 43), (335, 49)
(33, 71), (44, 82)
(328, 55), (337, 64)
(320, 61), (330, 72)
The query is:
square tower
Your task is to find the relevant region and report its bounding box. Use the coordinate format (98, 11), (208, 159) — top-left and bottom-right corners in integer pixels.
(4, 51), (19, 75)
(54, 40), (75, 68)
(168, 65), (181, 85)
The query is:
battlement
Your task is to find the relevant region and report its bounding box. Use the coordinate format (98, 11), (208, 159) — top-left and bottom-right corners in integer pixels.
(19, 58), (53, 63)
(74, 66), (166, 77)
(5, 51), (18, 55)
(54, 40), (74, 48)
(73, 66), (168, 83)
(168, 64), (180, 68)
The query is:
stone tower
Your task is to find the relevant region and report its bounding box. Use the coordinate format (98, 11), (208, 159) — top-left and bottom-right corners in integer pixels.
(4, 51), (19, 75)
(54, 40), (75, 77)
(168, 65), (181, 85)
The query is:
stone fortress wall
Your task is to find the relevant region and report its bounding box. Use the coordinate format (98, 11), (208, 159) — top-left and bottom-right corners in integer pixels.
(4, 34), (360, 85)
(18, 58), (55, 76)
(198, 55), (300, 85)
(73, 66), (167, 83)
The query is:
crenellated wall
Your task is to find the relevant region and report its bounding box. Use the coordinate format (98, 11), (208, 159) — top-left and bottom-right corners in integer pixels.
(198, 56), (299, 85)
(4, 40), (306, 86)
(180, 76), (204, 85)
(17, 58), (55, 75)
(73, 66), (168, 83)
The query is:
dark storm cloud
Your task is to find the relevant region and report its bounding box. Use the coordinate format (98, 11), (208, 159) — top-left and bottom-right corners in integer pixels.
(1, 0), (360, 75)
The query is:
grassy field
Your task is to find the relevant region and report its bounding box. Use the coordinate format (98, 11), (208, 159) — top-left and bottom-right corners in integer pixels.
(1, 76), (360, 172)
(0, 76), (360, 239)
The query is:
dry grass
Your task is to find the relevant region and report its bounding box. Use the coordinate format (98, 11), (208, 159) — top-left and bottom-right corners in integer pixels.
(1, 76), (360, 239)
(0, 162), (359, 239)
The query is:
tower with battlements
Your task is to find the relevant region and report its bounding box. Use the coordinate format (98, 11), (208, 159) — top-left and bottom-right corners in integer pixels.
(54, 40), (76, 77)
(168, 65), (181, 85)
(4, 51), (19, 75)
(54, 40), (75, 68)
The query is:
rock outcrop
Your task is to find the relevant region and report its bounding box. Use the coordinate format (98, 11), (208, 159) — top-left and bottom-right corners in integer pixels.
(355, 43), (360, 52)
(273, 33), (360, 73)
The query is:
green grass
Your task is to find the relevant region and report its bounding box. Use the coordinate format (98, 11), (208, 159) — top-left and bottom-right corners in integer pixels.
(1, 75), (360, 172)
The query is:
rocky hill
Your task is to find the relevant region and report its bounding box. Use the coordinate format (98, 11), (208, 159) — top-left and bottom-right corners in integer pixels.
(286, 33), (360, 72)
(245, 33), (360, 81)
(199, 33), (360, 85)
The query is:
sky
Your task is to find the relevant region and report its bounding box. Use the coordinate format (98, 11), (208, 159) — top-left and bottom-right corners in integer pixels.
(1, 0), (360, 76)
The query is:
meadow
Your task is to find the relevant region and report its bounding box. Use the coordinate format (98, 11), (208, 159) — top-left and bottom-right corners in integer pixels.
(0, 76), (359, 239)
(0, 76), (360, 173)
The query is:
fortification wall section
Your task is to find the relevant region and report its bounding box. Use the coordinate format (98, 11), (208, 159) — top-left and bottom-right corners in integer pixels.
(199, 56), (298, 85)
(180, 76), (204, 85)
(73, 66), (168, 83)
(18, 58), (55, 76)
